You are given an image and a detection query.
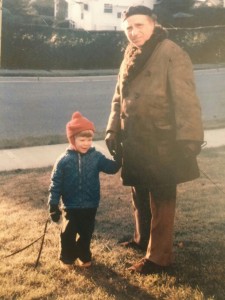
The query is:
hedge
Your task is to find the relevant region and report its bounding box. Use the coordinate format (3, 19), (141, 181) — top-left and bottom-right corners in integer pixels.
(2, 23), (225, 69)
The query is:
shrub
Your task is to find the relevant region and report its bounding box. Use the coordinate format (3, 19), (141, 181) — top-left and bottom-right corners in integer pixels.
(2, 22), (225, 69)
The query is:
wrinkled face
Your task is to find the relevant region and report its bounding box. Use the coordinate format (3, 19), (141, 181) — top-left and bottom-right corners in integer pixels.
(74, 136), (93, 153)
(123, 14), (155, 47)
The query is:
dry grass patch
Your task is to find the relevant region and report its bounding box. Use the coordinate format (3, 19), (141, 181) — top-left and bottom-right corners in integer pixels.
(0, 146), (225, 300)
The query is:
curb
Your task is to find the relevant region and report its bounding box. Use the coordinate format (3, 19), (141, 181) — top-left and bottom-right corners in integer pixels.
(1, 64), (225, 77)
(0, 69), (119, 77)
(0, 129), (225, 172)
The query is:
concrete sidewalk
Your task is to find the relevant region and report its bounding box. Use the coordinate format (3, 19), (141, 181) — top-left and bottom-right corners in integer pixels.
(0, 140), (111, 172)
(0, 128), (224, 172)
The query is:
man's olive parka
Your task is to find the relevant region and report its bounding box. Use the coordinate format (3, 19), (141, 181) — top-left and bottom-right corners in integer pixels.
(106, 39), (204, 187)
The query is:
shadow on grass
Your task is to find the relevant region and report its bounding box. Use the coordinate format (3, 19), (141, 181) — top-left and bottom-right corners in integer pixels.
(173, 240), (225, 299)
(75, 239), (225, 299)
(76, 262), (157, 300)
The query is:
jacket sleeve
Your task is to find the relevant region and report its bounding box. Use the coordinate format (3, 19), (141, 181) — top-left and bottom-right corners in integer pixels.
(98, 153), (121, 174)
(48, 158), (64, 206)
(167, 46), (204, 143)
(106, 75), (121, 133)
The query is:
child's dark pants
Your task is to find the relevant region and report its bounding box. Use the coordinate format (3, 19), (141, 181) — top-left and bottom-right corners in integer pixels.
(60, 208), (97, 264)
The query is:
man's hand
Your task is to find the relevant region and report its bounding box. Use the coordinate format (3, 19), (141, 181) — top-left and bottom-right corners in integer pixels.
(113, 145), (122, 165)
(177, 140), (202, 158)
(105, 131), (117, 156)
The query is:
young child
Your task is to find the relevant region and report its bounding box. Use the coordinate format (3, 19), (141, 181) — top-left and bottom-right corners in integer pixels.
(48, 111), (121, 269)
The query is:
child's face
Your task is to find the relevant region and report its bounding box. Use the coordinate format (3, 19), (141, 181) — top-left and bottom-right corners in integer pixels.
(74, 136), (93, 153)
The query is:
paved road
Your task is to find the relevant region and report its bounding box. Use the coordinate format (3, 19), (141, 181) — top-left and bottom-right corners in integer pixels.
(0, 76), (116, 139)
(0, 68), (225, 140)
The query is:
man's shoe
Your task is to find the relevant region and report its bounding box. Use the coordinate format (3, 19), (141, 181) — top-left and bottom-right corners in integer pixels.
(127, 258), (169, 275)
(119, 240), (146, 251)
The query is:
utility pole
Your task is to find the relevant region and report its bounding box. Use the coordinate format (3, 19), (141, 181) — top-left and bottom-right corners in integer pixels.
(0, 0), (2, 68)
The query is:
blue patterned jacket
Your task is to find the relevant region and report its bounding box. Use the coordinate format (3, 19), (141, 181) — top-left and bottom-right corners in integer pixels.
(48, 147), (120, 209)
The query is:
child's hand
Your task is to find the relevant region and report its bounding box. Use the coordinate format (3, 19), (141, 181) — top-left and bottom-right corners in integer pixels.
(49, 204), (62, 222)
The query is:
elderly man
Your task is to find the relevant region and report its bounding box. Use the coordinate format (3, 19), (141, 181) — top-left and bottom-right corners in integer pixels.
(105, 5), (204, 275)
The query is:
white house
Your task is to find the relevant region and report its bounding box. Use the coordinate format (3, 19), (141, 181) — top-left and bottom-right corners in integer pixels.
(64, 0), (160, 31)
(194, 0), (225, 7)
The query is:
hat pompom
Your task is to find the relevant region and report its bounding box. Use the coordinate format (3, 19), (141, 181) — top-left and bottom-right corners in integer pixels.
(66, 111), (95, 141)
(72, 111), (82, 119)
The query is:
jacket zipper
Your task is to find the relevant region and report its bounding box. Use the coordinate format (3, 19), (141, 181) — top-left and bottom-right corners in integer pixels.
(78, 153), (82, 188)
(78, 153), (82, 204)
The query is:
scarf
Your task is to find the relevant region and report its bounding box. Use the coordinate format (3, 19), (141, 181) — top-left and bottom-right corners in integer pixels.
(122, 25), (168, 97)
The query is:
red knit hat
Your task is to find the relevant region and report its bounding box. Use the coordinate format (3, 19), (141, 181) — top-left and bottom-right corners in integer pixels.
(66, 112), (95, 145)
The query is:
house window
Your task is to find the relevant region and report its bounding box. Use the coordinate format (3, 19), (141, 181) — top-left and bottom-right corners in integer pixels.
(104, 4), (113, 13)
(117, 12), (121, 18)
(81, 12), (84, 19)
(84, 4), (88, 10)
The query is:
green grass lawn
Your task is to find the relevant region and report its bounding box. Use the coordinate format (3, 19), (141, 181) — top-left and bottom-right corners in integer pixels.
(0, 146), (225, 300)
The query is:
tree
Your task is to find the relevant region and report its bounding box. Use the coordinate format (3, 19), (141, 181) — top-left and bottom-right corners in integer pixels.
(154, 0), (195, 27)
(3, 0), (32, 15)
(3, 0), (54, 16)
(161, 0), (195, 14)
(158, 0), (195, 13)
(28, 0), (54, 16)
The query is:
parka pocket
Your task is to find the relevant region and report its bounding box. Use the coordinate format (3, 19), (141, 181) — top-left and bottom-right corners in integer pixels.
(175, 148), (200, 184)
(155, 130), (175, 164)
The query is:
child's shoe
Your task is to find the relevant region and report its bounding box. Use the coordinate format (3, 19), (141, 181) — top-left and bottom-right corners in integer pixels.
(60, 260), (74, 270)
(77, 258), (92, 268)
